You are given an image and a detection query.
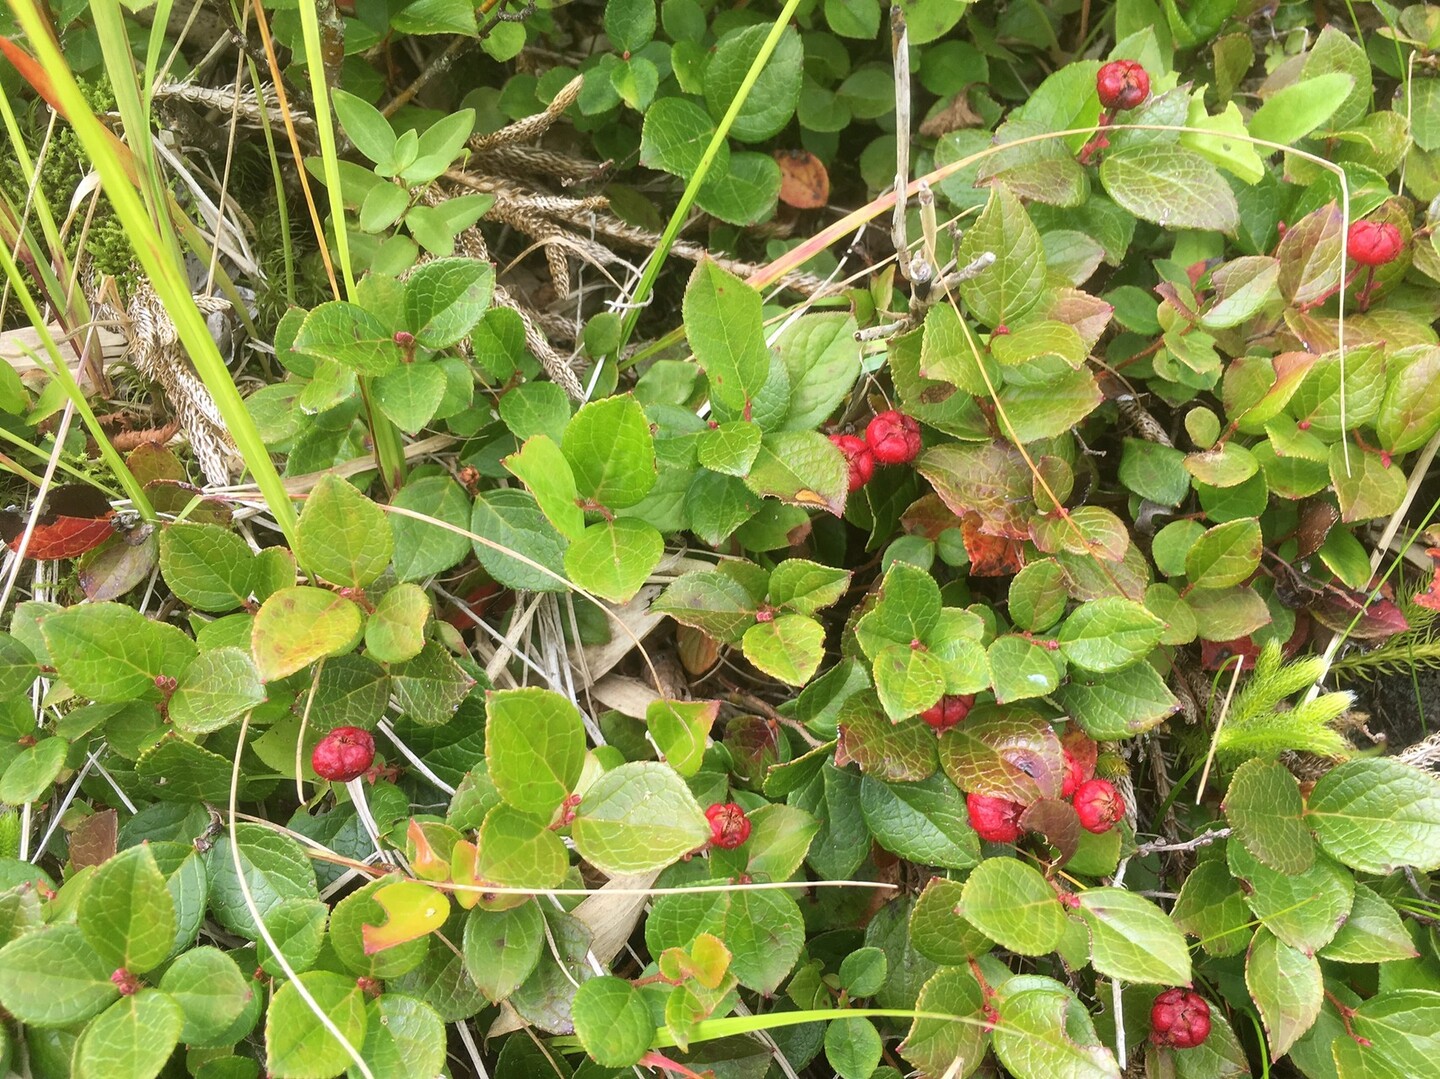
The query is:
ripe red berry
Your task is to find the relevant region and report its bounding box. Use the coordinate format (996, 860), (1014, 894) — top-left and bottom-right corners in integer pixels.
(1149, 988), (1212, 1049)
(1061, 749), (1086, 799)
(311, 727), (376, 783)
(1347, 220), (1403, 267)
(1096, 60), (1150, 111)
(865, 411), (922, 465)
(919, 694), (975, 732)
(829, 433), (876, 492)
(705, 802), (752, 849)
(966, 792), (1026, 843)
(1073, 778), (1124, 834)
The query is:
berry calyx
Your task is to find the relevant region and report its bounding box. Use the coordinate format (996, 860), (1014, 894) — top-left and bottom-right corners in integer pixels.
(1149, 988), (1212, 1049)
(1073, 778), (1124, 834)
(966, 792), (1026, 843)
(865, 411), (922, 465)
(110, 969), (142, 996)
(829, 433), (876, 492)
(919, 694), (975, 733)
(1346, 220), (1403, 267)
(312, 726), (376, 783)
(705, 802), (752, 849)
(1096, 60), (1150, 111)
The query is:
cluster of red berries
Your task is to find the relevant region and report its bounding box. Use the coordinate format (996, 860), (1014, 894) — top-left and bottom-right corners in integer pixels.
(829, 410), (922, 494)
(1149, 988), (1212, 1049)
(965, 748), (1124, 843)
(312, 726), (376, 783)
(705, 802), (752, 849)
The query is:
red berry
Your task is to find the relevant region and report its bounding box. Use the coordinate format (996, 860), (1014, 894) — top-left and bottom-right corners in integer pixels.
(1096, 60), (1150, 111)
(1073, 778), (1124, 834)
(865, 411), (922, 465)
(1149, 988), (1212, 1049)
(311, 726), (376, 783)
(966, 792), (1026, 843)
(1061, 750), (1086, 799)
(919, 694), (975, 732)
(1347, 220), (1403, 267)
(705, 802), (752, 849)
(829, 433), (876, 492)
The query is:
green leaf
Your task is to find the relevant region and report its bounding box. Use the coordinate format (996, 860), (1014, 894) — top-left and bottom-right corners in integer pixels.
(987, 634), (1064, 703)
(956, 185), (1046, 329)
(647, 698), (717, 777)
(1099, 143), (1240, 232)
(1248, 72), (1354, 144)
(1077, 887), (1192, 985)
(404, 258), (493, 349)
(159, 523), (258, 612)
(652, 569), (760, 643)
(471, 805), (568, 898)
(1222, 758), (1315, 874)
(75, 989), (182, 1079)
(696, 420), (762, 476)
(683, 260), (769, 411)
(331, 89), (396, 166)
(959, 857), (1067, 956)
(1307, 758), (1440, 873)
(1319, 883), (1418, 964)
(170, 647), (266, 734)
(1376, 346), (1440, 454)
(265, 971), (368, 1079)
(776, 313), (862, 432)
(859, 773), (981, 870)
(825, 1016), (883, 1079)
(909, 878), (992, 965)
(390, 642), (474, 724)
(356, 994), (446, 1079)
(1228, 841), (1353, 954)
(743, 614), (826, 687)
(768, 559), (850, 615)
(463, 902), (545, 1002)
(78, 844), (178, 974)
(562, 395), (657, 510)
(499, 381), (571, 444)
(744, 430), (849, 517)
(293, 302), (403, 375)
(1186, 518), (1263, 589)
(364, 582), (430, 664)
(295, 474), (393, 588)
(1053, 662), (1180, 740)
(206, 823), (318, 939)
(992, 980), (1121, 1079)
(572, 976), (656, 1068)
(1057, 597), (1164, 673)
(506, 435), (584, 540)
(157, 946), (253, 1046)
(901, 967), (990, 1079)
(1330, 441), (1407, 522)
(470, 489), (569, 593)
(329, 880), (430, 978)
(486, 687), (585, 817)
(871, 641), (944, 719)
(251, 588), (363, 682)
(1247, 929), (1322, 1060)
(41, 602), (196, 702)
(646, 887), (804, 994)
(1172, 856), (1256, 959)
(572, 761), (710, 874)
(0, 924), (117, 1026)
(564, 518), (664, 603)
(373, 363), (446, 434)
(703, 24), (802, 143)
(604, 0), (656, 51)
(0, 737), (67, 803)
(0, 632), (36, 697)
(640, 97), (728, 181)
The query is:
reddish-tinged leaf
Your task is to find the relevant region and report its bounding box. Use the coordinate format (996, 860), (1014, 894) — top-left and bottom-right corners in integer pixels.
(962, 516), (1025, 576)
(361, 880), (449, 954)
(1415, 549), (1440, 613)
(918, 441), (1032, 538)
(1020, 797), (1080, 864)
(0, 485), (117, 560)
(1309, 586), (1409, 640)
(774, 149), (829, 209)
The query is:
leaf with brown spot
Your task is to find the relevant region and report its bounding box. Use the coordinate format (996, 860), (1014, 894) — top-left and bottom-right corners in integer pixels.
(774, 150), (829, 209)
